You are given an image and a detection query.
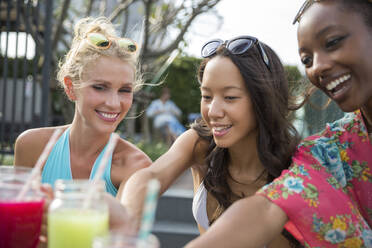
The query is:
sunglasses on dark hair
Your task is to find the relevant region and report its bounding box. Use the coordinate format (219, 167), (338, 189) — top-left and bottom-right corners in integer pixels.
(86, 32), (137, 53)
(201, 36), (270, 70)
(292, 0), (321, 24)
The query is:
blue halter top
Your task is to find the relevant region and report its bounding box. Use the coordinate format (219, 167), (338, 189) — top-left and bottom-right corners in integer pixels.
(41, 127), (118, 196)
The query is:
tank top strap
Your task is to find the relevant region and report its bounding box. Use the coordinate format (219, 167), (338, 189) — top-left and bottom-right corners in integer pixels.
(41, 127), (72, 186)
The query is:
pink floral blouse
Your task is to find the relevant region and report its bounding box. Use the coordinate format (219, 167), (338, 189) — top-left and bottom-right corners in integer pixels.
(258, 111), (372, 248)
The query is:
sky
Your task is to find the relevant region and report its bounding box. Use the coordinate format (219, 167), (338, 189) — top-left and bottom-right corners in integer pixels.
(185, 0), (305, 69)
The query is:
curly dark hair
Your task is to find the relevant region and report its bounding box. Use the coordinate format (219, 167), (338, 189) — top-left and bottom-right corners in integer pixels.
(192, 41), (302, 247)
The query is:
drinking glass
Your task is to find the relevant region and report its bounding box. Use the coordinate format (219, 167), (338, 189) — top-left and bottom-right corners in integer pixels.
(48, 179), (109, 248)
(0, 166), (45, 248)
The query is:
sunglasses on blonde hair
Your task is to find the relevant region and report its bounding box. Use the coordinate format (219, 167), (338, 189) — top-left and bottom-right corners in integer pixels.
(201, 36), (270, 70)
(86, 32), (138, 53)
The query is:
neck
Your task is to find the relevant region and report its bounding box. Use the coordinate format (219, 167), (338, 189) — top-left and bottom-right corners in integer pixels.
(69, 120), (111, 157)
(228, 137), (264, 181)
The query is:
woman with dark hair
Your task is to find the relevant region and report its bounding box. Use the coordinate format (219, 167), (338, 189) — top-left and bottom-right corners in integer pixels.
(120, 36), (301, 247)
(186, 0), (372, 247)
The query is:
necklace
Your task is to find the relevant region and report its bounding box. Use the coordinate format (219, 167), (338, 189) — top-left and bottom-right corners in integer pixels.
(228, 169), (267, 186)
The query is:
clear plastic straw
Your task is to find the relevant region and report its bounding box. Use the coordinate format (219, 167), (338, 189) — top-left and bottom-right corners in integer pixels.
(83, 133), (120, 208)
(16, 128), (63, 201)
(137, 179), (161, 248)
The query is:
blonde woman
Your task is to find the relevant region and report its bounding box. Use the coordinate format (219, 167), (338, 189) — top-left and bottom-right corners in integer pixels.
(14, 17), (151, 196)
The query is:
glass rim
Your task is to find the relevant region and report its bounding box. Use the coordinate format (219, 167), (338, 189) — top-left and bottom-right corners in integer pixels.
(0, 166), (43, 201)
(0, 165), (33, 171)
(93, 233), (160, 247)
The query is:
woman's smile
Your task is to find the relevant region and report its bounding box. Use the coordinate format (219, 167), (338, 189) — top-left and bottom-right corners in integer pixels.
(95, 110), (120, 122)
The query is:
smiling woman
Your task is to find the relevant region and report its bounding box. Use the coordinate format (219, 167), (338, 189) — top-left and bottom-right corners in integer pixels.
(120, 34), (302, 247)
(13, 16), (151, 196)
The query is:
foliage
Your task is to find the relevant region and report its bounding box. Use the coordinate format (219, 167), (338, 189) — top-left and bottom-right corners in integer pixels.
(148, 56), (202, 125)
(134, 140), (169, 161)
(284, 65), (304, 96)
(0, 155), (14, 166)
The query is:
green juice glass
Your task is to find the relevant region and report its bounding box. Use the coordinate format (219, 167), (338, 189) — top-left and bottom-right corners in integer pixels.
(48, 179), (108, 248)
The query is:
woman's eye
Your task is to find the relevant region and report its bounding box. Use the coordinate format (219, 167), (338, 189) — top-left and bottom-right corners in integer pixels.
(92, 85), (105, 90)
(202, 95), (211, 100)
(119, 87), (132, 93)
(301, 56), (312, 67)
(225, 96), (238, 100)
(325, 36), (344, 49)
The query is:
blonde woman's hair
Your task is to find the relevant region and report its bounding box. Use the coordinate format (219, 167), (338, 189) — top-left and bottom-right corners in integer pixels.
(57, 16), (143, 93)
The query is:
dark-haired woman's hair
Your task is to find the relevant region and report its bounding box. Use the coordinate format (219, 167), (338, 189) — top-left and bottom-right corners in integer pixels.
(295, 0), (372, 28)
(192, 43), (302, 247)
(337, 0), (372, 28)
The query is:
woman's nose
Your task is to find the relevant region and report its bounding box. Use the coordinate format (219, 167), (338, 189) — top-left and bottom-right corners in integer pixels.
(208, 99), (224, 119)
(311, 52), (333, 83)
(106, 92), (121, 108)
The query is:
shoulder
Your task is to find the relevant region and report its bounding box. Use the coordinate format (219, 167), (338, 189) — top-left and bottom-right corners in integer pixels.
(113, 138), (152, 170)
(296, 113), (359, 162)
(14, 125), (69, 167)
(171, 129), (209, 171)
(171, 129), (207, 154)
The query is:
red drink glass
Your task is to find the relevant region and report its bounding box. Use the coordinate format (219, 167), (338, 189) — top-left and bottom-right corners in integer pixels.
(0, 166), (44, 248)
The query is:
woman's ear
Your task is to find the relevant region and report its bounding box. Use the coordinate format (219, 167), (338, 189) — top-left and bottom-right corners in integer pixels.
(64, 76), (76, 101)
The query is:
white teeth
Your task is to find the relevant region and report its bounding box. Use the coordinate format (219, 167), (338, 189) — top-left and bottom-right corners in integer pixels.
(99, 112), (117, 119)
(213, 126), (230, 132)
(326, 74), (351, 91)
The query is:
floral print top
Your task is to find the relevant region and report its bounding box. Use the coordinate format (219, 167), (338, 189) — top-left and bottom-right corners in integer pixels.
(258, 111), (372, 248)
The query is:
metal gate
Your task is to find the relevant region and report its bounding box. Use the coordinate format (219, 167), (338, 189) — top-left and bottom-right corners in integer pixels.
(0, 0), (53, 159)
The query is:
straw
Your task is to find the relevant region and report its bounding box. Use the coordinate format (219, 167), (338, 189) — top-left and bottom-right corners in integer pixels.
(136, 179), (161, 248)
(83, 133), (120, 208)
(16, 128), (63, 201)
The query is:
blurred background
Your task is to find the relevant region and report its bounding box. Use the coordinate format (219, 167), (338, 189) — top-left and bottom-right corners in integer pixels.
(0, 0), (344, 246)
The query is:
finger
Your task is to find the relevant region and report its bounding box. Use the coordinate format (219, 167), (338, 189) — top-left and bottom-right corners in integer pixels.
(40, 184), (54, 199)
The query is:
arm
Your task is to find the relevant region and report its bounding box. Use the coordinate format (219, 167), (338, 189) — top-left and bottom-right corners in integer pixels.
(118, 129), (200, 222)
(185, 195), (287, 248)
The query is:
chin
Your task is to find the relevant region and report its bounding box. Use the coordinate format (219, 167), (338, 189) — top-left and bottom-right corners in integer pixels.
(214, 140), (230, 148)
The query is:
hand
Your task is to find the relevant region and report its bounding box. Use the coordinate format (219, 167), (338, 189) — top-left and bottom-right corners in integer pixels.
(38, 184), (54, 248)
(104, 193), (139, 235)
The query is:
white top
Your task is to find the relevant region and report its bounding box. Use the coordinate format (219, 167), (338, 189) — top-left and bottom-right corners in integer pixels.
(192, 182), (210, 230)
(146, 99), (182, 128)
(192, 182), (268, 248)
